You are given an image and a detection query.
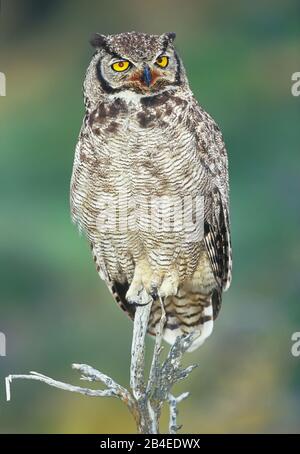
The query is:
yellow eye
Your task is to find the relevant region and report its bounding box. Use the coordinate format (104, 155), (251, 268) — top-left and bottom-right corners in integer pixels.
(112, 60), (130, 72)
(155, 55), (169, 68)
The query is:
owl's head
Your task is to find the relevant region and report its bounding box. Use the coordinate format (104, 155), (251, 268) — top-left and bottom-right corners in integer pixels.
(85, 31), (187, 101)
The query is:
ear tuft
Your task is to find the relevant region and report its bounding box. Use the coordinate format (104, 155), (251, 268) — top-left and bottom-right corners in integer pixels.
(165, 32), (176, 42)
(90, 33), (107, 49)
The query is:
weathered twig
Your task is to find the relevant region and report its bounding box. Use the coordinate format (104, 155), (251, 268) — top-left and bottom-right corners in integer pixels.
(5, 290), (197, 433)
(168, 392), (189, 434)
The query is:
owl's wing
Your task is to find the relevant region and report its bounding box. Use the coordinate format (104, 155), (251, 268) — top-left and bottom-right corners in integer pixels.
(204, 192), (232, 292)
(71, 130), (137, 319)
(192, 101), (232, 292)
(71, 131), (110, 283)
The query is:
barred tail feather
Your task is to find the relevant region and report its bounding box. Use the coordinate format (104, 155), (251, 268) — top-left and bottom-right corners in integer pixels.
(148, 290), (216, 352)
(162, 303), (214, 352)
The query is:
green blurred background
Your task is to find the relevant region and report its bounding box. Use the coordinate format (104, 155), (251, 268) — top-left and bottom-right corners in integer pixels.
(0, 0), (300, 433)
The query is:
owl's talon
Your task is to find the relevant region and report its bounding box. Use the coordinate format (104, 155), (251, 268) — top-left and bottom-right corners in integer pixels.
(149, 271), (163, 299)
(132, 300), (152, 307)
(150, 287), (158, 300)
(126, 288), (142, 305)
(126, 287), (152, 306)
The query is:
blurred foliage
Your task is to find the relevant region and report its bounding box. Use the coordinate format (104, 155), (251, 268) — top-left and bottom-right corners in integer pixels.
(0, 0), (300, 433)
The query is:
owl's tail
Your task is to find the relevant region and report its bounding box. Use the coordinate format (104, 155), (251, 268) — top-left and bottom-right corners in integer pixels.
(147, 288), (221, 352)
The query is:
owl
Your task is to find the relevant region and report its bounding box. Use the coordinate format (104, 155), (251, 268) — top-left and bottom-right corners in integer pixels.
(70, 32), (232, 352)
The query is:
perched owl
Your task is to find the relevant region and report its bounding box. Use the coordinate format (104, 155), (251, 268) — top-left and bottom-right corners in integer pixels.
(71, 32), (232, 352)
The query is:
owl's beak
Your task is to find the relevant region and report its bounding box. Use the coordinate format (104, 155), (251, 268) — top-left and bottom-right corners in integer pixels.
(141, 64), (152, 87)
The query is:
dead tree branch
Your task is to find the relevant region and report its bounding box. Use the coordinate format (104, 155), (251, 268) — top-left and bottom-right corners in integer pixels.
(5, 289), (197, 433)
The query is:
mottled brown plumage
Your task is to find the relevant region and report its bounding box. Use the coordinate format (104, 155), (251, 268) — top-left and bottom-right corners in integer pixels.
(71, 32), (232, 351)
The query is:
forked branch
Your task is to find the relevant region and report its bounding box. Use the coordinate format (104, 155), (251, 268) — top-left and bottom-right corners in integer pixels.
(5, 289), (196, 434)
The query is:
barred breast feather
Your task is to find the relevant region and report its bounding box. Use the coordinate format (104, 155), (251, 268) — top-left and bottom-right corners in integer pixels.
(71, 83), (231, 351)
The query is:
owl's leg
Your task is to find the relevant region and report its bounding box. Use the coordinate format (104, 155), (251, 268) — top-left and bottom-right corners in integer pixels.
(126, 259), (180, 304)
(159, 269), (179, 298)
(148, 271), (164, 299)
(126, 258), (153, 305)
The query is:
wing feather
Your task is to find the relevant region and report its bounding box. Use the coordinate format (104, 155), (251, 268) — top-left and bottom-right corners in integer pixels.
(191, 98), (232, 291)
(204, 192), (232, 291)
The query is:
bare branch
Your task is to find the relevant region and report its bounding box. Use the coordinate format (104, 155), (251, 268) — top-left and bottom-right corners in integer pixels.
(168, 392), (189, 434)
(5, 291), (197, 434)
(5, 372), (117, 401)
(147, 295), (166, 395)
(130, 290), (152, 399)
